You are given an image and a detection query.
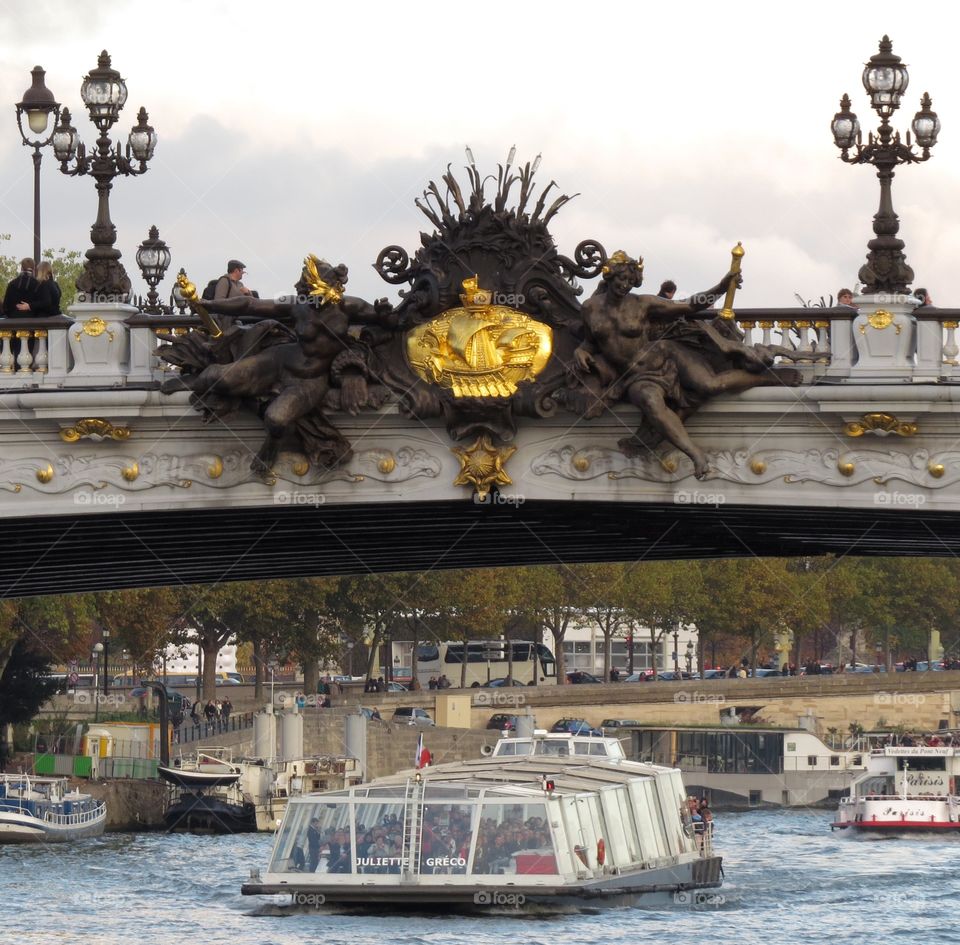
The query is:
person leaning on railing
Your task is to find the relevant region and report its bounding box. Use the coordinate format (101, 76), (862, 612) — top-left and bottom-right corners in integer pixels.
(1, 257), (39, 315)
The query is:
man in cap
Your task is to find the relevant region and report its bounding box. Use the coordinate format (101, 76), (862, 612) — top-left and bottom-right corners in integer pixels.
(214, 259), (253, 300)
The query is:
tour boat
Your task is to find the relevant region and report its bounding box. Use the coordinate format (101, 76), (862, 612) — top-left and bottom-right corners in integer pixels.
(242, 732), (722, 912)
(832, 743), (960, 831)
(0, 775), (106, 843)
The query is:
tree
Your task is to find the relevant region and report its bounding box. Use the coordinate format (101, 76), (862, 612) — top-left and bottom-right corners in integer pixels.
(0, 638), (58, 767)
(622, 561), (705, 673)
(508, 566), (589, 681)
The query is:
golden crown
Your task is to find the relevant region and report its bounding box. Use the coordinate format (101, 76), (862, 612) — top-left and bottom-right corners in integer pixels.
(602, 250), (644, 276)
(459, 275), (494, 309)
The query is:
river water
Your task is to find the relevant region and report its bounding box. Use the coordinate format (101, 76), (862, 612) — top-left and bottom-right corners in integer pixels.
(1, 810), (956, 945)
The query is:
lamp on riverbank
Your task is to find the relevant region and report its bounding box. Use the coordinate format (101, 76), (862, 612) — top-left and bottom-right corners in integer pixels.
(102, 628), (110, 697)
(92, 642), (103, 722)
(15, 66), (60, 265)
(830, 35), (940, 295)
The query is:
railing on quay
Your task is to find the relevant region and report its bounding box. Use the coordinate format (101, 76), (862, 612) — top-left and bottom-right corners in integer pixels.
(175, 710), (255, 745)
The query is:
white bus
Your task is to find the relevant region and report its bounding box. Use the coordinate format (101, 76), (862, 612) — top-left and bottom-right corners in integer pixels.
(406, 640), (557, 688)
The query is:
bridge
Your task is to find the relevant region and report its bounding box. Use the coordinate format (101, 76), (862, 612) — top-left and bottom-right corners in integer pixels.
(4, 295), (960, 597)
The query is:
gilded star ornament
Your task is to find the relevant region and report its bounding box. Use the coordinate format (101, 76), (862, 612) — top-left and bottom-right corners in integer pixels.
(452, 435), (517, 500)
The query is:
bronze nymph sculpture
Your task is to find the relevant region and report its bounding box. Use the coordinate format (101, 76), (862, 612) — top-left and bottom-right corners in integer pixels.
(572, 251), (801, 478)
(161, 256), (393, 477)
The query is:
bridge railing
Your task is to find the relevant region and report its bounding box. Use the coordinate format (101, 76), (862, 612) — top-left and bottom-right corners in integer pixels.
(3, 301), (960, 391)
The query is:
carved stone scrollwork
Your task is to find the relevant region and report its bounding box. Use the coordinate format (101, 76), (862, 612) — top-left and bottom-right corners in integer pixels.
(0, 445), (444, 496)
(531, 444), (960, 489)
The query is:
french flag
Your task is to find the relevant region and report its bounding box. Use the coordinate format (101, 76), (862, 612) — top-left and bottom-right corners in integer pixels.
(415, 732), (430, 768)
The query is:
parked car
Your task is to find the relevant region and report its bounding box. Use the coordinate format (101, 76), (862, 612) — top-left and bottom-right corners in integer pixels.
(483, 677), (528, 687)
(357, 706), (383, 721)
(565, 671), (603, 685)
(654, 671), (697, 681)
(550, 718), (603, 736)
(623, 670), (655, 682)
(392, 706), (434, 726)
(486, 713), (520, 731)
(387, 681), (408, 692)
(752, 667), (782, 678)
(701, 669), (727, 680)
(600, 719), (640, 728)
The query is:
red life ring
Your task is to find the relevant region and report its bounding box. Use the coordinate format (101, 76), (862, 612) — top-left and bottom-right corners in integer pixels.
(596, 838), (606, 866)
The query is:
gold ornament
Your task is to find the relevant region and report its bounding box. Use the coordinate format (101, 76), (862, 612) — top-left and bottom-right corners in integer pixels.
(452, 435), (517, 500)
(406, 276), (552, 398)
(59, 419), (132, 443)
(844, 413), (918, 438)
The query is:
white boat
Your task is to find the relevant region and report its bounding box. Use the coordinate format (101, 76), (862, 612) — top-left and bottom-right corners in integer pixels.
(242, 732), (722, 912)
(832, 743), (960, 832)
(0, 775), (106, 843)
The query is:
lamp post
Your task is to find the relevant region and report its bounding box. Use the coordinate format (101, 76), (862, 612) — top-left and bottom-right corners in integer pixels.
(92, 642), (103, 722)
(830, 35), (940, 295)
(52, 50), (157, 302)
(102, 629), (110, 697)
(135, 225), (172, 313)
(672, 627), (680, 674)
(15, 66), (60, 265)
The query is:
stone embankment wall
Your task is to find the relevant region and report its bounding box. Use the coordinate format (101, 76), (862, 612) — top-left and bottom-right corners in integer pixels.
(335, 672), (960, 734)
(83, 778), (167, 830)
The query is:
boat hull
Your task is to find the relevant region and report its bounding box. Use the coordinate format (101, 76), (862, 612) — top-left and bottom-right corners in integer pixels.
(165, 792), (257, 834)
(0, 810), (106, 843)
(244, 855), (723, 913)
(832, 820), (960, 831)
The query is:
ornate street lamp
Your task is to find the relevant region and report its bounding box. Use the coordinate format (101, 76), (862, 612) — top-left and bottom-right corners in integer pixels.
(15, 66), (61, 265)
(53, 51), (157, 303)
(135, 225), (171, 313)
(831, 35), (940, 295)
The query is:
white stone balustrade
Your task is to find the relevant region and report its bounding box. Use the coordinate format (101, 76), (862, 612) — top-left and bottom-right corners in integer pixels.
(2, 298), (960, 391)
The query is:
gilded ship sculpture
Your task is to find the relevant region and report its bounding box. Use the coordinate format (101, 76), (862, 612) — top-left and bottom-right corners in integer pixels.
(160, 154), (802, 488)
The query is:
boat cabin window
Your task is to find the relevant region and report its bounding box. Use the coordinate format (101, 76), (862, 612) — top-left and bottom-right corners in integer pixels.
(574, 742), (610, 757)
(270, 797), (353, 874)
(533, 741), (571, 757)
(471, 802), (556, 876)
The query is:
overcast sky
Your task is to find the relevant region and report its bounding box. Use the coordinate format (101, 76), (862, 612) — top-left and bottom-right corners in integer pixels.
(0, 0), (957, 307)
